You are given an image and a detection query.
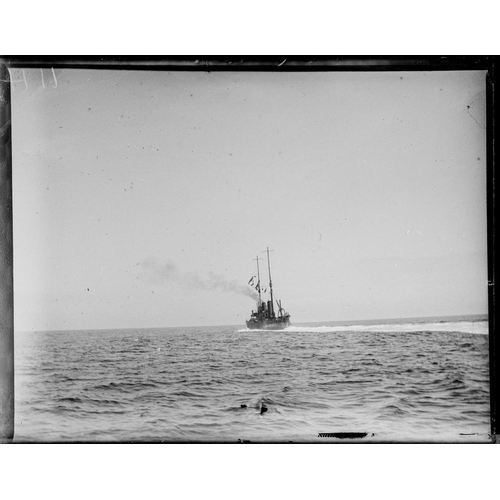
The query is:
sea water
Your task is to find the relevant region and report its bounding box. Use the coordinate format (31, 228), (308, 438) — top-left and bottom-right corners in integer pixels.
(13, 315), (490, 442)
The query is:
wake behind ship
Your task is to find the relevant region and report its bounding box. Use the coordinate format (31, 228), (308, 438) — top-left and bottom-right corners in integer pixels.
(246, 248), (291, 330)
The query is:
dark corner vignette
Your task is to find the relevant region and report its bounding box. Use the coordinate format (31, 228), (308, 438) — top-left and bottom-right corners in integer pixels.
(0, 59), (14, 443)
(486, 57), (497, 443)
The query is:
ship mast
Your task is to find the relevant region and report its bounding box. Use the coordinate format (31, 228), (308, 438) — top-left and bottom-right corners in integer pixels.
(263, 247), (274, 317)
(253, 256), (262, 306)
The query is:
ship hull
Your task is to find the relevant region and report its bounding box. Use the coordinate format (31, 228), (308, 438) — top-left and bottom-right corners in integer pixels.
(246, 318), (291, 330)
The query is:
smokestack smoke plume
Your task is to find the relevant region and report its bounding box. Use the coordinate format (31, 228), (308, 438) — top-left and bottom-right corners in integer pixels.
(140, 257), (258, 301)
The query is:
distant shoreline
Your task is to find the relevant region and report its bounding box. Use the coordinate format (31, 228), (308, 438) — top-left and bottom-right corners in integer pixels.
(295, 313), (488, 328)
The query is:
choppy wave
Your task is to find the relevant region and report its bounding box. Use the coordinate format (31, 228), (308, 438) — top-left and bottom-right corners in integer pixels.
(14, 320), (491, 442)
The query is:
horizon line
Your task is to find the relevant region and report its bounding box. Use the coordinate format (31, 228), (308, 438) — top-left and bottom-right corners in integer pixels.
(14, 312), (488, 334)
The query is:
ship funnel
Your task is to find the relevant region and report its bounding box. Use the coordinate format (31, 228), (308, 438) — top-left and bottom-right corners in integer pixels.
(267, 300), (274, 318)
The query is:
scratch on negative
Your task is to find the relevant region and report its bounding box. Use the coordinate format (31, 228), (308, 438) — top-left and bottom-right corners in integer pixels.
(0, 120), (11, 138)
(1, 69), (28, 92)
(466, 99), (486, 129)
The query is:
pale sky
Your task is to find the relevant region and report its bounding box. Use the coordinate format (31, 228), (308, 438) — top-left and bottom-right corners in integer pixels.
(11, 68), (487, 330)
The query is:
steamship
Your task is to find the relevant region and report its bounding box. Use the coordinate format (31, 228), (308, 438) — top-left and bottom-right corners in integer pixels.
(246, 247), (291, 330)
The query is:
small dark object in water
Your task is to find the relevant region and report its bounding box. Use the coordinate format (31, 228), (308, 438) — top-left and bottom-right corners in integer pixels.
(260, 404), (268, 415)
(240, 404), (247, 408)
(237, 439), (251, 443)
(318, 432), (369, 439)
